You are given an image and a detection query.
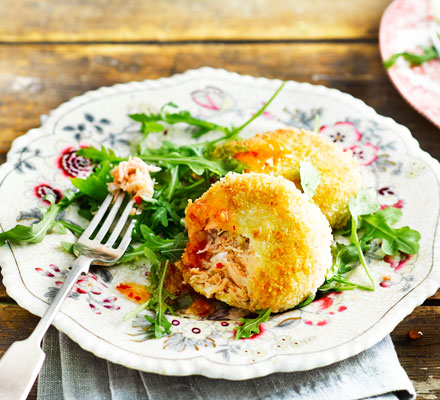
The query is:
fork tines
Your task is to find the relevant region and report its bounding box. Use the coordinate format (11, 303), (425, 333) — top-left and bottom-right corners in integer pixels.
(80, 191), (136, 250)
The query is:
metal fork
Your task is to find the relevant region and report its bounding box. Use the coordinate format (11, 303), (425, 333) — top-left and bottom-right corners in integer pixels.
(0, 191), (135, 400)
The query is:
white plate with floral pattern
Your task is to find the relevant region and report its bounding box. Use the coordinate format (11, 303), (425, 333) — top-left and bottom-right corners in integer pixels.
(0, 68), (439, 380)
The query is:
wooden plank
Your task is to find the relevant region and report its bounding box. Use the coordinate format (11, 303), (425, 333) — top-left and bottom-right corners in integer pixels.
(391, 306), (440, 399)
(430, 290), (440, 300)
(0, 0), (391, 42)
(0, 43), (438, 159)
(0, 280), (9, 302)
(0, 304), (38, 355)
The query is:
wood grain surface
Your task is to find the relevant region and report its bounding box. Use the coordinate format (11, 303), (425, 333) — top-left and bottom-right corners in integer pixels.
(0, 43), (438, 158)
(0, 0), (439, 399)
(0, 0), (391, 42)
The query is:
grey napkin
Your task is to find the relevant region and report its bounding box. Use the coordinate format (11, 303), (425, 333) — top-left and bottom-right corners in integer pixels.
(37, 327), (415, 400)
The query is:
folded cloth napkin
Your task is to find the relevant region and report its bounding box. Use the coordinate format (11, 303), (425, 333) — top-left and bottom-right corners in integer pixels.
(37, 327), (415, 400)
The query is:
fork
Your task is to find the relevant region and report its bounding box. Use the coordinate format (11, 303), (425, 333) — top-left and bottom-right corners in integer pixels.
(0, 191), (135, 400)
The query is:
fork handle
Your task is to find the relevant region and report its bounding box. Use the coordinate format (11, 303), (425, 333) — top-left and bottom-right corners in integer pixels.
(31, 255), (92, 343)
(0, 255), (92, 400)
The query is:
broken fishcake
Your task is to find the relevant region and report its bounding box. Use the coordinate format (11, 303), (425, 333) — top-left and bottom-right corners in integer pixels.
(176, 172), (332, 313)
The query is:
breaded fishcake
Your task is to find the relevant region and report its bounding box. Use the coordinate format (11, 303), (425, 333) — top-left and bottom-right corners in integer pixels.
(177, 172), (332, 313)
(220, 128), (361, 228)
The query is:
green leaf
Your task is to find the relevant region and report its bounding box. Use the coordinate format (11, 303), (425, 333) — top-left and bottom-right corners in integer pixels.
(120, 227), (187, 264)
(144, 261), (175, 338)
(139, 153), (227, 176)
(123, 260), (176, 336)
(59, 220), (84, 236)
(313, 114), (321, 133)
(70, 161), (112, 201)
(144, 247), (160, 265)
(131, 83), (285, 145)
(229, 82), (285, 138)
(0, 197), (61, 246)
(52, 221), (67, 234)
(143, 121), (164, 133)
(152, 207), (168, 227)
(350, 215), (375, 289)
(347, 188), (379, 289)
(299, 160), (320, 200)
(319, 241), (374, 294)
(361, 207), (421, 255)
(61, 241), (74, 254)
(77, 146), (123, 163)
(129, 108), (229, 139)
(235, 308), (271, 340)
(384, 46), (438, 69)
(319, 275), (374, 293)
(332, 242), (363, 274)
(294, 293), (316, 309)
(71, 176), (108, 201)
(348, 187), (379, 223)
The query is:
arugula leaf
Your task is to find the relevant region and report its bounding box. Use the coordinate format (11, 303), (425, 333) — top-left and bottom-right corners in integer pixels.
(235, 308), (271, 339)
(227, 82), (285, 139)
(119, 226), (187, 264)
(130, 106), (229, 139)
(320, 189), (421, 296)
(123, 260), (175, 339)
(139, 225), (187, 261)
(51, 221), (67, 235)
(59, 220), (84, 236)
(299, 161), (320, 200)
(76, 146), (124, 163)
(61, 241), (74, 253)
(70, 161), (112, 201)
(133, 83), (285, 149)
(319, 274), (375, 293)
(0, 202), (59, 246)
(332, 242), (364, 274)
(313, 114), (321, 133)
(294, 293), (316, 309)
(152, 206), (168, 227)
(384, 46), (438, 69)
(140, 152), (227, 176)
(319, 242), (374, 293)
(139, 141), (228, 176)
(0, 192), (79, 246)
(361, 207), (421, 255)
(144, 260), (175, 338)
(348, 188), (380, 224)
(346, 188), (380, 289)
(143, 247), (160, 265)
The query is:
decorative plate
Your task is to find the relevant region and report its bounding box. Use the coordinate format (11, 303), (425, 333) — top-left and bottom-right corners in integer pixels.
(379, 0), (440, 128)
(0, 68), (439, 380)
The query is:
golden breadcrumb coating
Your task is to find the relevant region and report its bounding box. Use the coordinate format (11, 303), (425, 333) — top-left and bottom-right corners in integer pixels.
(177, 172), (332, 313)
(220, 128), (361, 228)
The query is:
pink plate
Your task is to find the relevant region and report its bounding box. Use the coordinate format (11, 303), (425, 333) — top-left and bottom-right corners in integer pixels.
(379, 0), (440, 127)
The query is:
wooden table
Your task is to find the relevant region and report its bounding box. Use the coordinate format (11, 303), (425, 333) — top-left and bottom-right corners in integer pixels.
(0, 1), (439, 398)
